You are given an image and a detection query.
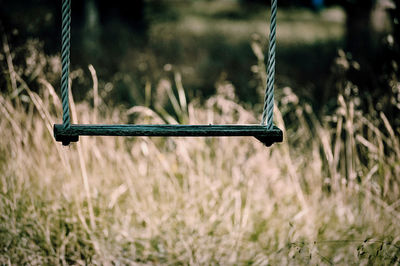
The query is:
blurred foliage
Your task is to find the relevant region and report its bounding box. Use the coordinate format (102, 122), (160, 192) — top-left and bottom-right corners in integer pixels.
(0, 1), (400, 264)
(0, 0), (399, 126)
(0, 33), (400, 263)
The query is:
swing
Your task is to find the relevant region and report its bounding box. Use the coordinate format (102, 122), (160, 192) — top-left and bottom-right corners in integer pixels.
(54, 0), (283, 147)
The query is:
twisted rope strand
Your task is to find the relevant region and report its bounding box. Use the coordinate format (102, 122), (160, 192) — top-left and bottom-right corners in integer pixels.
(61, 0), (71, 128)
(60, 0), (276, 132)
(261, 0), (277, 129)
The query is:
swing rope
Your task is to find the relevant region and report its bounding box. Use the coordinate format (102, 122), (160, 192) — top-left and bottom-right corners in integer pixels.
(262, 0), (277, 129)
(55, 0), (282, 147)
(61, 0), (71, 129)
(59, 0), (277, 129)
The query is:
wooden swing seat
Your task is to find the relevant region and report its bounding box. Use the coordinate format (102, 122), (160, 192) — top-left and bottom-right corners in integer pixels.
(54, 124), (283, 146)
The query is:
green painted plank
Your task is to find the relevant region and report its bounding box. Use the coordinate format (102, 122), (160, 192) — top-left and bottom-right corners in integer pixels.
(53, 124), (283, 146)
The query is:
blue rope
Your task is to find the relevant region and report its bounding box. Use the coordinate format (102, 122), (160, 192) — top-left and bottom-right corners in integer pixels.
(261, 0), (277, 129)
(61, 0), (71, 128)
(60, 0), (276, 132)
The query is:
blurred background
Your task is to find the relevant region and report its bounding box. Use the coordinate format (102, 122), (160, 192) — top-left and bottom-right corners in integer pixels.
(1, 0), (400, 264)
(1, 0), (398, 124)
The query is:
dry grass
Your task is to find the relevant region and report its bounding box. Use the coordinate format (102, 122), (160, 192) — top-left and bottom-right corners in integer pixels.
(1, 40), (400, 265)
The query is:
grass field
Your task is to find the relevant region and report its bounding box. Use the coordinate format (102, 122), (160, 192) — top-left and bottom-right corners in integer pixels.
(1, 32), (400, 264)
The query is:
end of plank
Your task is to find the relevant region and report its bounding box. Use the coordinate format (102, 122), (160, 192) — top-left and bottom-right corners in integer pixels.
(54, 124), (79, 146)
(254, 126), (283, 146)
